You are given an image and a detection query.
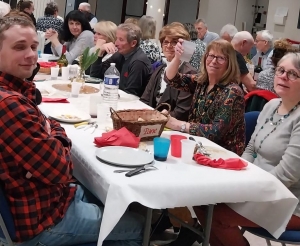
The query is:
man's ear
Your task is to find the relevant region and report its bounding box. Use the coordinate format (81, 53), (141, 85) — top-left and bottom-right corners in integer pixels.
(130, 40), (137, 48)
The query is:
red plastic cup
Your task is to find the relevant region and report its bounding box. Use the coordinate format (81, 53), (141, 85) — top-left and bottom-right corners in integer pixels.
(170, 135), (187, 157)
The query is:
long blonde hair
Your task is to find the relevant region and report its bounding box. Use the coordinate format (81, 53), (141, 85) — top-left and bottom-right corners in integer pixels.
(197, 39), (240, 85)
(93, 21), (117, 43)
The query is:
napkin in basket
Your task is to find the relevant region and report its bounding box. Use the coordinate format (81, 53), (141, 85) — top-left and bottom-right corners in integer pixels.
(42, 98), (69, 103)
(94, 127), (140, 148)
(194, 153), (248, 170)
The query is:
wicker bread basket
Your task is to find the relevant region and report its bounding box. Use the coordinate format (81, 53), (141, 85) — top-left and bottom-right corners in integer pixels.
(110, 103), (171, 141)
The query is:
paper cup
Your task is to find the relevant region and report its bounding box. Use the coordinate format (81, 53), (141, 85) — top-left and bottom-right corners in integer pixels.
(50, 67), (59, 79)
(71, 82), (82, 98)
(89, 95), (103, 118)
(61, 67), (70, 80)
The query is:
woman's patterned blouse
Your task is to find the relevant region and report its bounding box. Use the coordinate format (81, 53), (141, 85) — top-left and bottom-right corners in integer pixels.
(256, 68), (276, 93)
(189, 39), (206, 71)
(140, 39), (162, 64)
(164, 72), (246, 156)
(36, 15), (63, 32)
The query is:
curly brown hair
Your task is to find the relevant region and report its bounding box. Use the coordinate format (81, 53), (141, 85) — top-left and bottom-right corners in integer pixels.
(272, 39), (299, 67)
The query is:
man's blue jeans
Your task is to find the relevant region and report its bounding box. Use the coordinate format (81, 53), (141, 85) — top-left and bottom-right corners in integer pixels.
(15, 185), (144, 246)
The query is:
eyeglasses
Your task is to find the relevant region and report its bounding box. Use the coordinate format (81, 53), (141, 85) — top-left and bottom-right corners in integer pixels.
(275, 66), (300, 81)
(206, 54), (227, 64)
(254, 39), (266, 43)
(162, 40), (178, 47)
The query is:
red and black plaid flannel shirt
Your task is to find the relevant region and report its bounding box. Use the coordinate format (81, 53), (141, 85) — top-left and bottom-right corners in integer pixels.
(0, 72), (76, 242)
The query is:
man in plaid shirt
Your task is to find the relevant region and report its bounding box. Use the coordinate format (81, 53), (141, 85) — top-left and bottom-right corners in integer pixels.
(0, 17), (144, 246)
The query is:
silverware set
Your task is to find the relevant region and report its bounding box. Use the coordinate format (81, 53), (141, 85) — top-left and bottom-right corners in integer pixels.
(189, 136), (211, 156)
(114, 162), (157, 177)
(76, 122), (98, 133)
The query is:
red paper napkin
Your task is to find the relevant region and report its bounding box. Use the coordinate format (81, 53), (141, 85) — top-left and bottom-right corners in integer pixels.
(42, 98), (69, 103)
(94, 127), (140, 148)
(194, 153), (248, 170)
(39, 62), (57, 68)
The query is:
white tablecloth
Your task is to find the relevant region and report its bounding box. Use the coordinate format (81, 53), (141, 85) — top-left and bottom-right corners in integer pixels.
(36, 81), (298, 245)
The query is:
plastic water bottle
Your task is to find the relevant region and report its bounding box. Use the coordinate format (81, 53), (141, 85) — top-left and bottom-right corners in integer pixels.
(103, 63), (120, 110)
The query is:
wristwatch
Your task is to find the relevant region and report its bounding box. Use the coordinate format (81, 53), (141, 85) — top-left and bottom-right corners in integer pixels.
(180, 122), (186, 133)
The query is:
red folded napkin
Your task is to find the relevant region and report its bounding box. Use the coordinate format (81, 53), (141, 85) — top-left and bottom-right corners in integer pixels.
(194, 153), (248, 170)
(94, 127), (140, 148)
(39, 62), (57, 68)
(42, 98), (69, 103)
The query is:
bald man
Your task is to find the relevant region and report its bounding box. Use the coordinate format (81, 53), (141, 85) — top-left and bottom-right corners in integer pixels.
(231, 31), (256, 92)
(0, 2), (10, 18)
(78, 2), (97, 28)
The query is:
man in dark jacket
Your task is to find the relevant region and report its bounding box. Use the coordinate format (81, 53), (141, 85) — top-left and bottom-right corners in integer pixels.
(90, 23), (152, 97)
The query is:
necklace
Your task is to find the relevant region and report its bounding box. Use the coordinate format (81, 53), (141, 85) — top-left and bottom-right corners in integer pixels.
(252, 100), (300, 158)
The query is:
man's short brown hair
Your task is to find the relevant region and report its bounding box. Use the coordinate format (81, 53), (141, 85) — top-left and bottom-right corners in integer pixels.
(0, 16), (35, 47)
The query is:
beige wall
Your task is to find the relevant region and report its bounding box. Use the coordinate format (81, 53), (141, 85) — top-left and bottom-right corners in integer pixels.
(55, 0), (66, 18)
(266, 0), (300, 41)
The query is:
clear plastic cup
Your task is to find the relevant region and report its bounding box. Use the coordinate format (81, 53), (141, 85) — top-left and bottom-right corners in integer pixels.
(181, 139), (196, 164)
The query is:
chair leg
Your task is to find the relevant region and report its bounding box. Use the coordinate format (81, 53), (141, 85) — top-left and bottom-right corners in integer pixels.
(266, 239), (272, 246)
(281, 243), (286, 246)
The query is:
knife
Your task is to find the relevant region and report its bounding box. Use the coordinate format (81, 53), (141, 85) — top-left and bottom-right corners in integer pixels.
(125, 162), (155, 177)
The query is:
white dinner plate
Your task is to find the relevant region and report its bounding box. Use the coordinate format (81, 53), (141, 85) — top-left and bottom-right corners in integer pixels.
(96, 146), (154, 167)
(48, 110), (91, 123)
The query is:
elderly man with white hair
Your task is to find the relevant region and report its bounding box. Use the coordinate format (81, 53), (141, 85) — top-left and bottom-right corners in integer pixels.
(231, 31), (256, 92)
(251, 30), (274, 70)
(78, 2), (97, 28)
(0, 2), (10, 18)
(220, 23), (238, 42)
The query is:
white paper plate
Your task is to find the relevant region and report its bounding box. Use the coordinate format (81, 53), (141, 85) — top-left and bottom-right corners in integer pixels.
(48, 110), (91, 123)
(96, 146), (154, 167)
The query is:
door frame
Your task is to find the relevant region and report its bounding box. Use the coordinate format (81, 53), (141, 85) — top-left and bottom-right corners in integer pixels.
(121, 0), (147, 23)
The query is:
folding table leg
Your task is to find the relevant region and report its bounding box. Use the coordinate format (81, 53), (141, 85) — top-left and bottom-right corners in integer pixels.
(203, 204), (214, 246)
(143, 208), (153, 246)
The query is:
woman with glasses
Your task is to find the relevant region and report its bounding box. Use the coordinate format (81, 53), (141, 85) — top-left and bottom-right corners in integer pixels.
(164, 39), (245, 155)
(257, 39), (298, 93)
(194, 52), (300, 246)
(140, 23), (196, 121)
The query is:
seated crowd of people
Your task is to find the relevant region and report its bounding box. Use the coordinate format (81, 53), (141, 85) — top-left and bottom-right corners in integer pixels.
(0, 1), (300, 246)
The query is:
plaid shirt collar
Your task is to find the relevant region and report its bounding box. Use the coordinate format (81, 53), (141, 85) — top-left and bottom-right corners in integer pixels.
(0, 72), (37, 102)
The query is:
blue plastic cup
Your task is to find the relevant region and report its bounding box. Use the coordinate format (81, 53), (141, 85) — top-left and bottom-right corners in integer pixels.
(153, 137), (171, 161)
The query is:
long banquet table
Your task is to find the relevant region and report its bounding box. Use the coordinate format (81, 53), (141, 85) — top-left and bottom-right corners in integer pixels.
(36, 80), (298, 246)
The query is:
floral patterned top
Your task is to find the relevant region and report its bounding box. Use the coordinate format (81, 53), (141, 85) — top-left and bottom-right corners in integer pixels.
(164, 73), (246, 156)
(256, 67), (276, 93)
(140, 39), (162, 64)
(189, 39), (206, 71)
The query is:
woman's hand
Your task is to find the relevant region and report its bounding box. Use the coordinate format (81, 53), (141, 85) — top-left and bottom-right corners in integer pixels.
(45, 28), (58, 42)
(95, 39), (117, 56)
(174, 38), (184, 61)
(166, 115), (190, 133)
(166, 115), (181, 131)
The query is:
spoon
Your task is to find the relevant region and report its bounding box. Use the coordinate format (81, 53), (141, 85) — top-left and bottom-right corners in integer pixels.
(189, 136), (210, 156)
